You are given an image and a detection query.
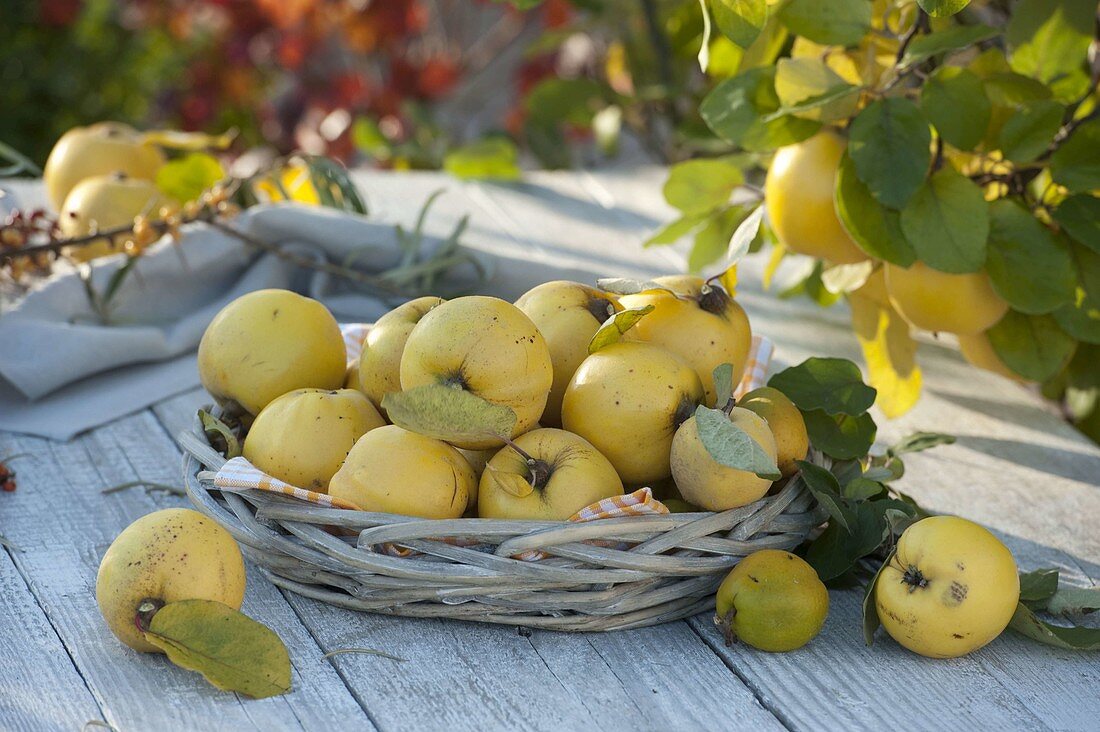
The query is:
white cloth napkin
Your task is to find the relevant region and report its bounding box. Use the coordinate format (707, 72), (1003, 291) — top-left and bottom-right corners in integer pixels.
(0, 202), (631, 440)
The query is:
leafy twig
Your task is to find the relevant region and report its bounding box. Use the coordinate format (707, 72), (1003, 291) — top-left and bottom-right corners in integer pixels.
(321, 647), (408, 663)
(101, 481), (186, 496)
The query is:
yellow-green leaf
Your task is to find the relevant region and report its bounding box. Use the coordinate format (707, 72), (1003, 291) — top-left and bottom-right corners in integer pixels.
(199, 410), (241, 459)
(589, 305), (654, 353)
(849, 292), (922, 418)
(155, 153), (225, 204)
(381, 384), (517, 444)
(142, 600), (291, 699)
(483, 464), (534, 498)
(141, 129), (236, 150)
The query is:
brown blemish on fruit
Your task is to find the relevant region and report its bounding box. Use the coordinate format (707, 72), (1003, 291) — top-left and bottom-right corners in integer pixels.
(943, 581), (968, 606)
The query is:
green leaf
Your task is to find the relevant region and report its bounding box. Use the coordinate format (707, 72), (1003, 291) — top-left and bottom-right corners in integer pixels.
(903, 24), (998, 65)
(1053, 293), (1100, 344)
(843, 477), (885, 501)
(662, 157), (744, 214)
(848, 98), (932, 209)
(1019, 568), (1061, 604)
(596, 278), (674, 296)
(713, 363), (735, 408)
(589, 305), (655, 353)
(645, 213), (709, 247)
(443, 138), (521, 180)
(1047, 587), (1100, 617)
(690, 206), (751, 272)
(1051, 121), (1100, 193)
(154, 152), (223, 204)
(773, 58), (859, 122)
(862, 551), (891, 644)
(700, 68), (821, 152)
(381, 384), (518, 444)
(997, 100), (1064, 163)
(711, 0), (768, 48)
(821, 260), (875, 295)
(777, 0), (871, 47)
(142, 600), (291, 699)
(986, 199), (1076, 314)
(920, 67), (991, 151)
(834, 152), (916, 266)
(525, 78), (605, 127)
(803, 409), (877, 460)
(350, 117), (391, 160)
(805, 501), (888, 581)
(899, 167), (989, 274)
(917, 0), (971, 17)
(1053, 195), (1100, 254)
(695, 405), (782, 479)
(888, 431), (956, 456)
(797, 460), (854, 533)
(199, 410), (241, 459)
(988, 311), (1078, 381)
(768, 357), (877, 415)
(1006, 0), (1094, 85)
(1008, 602), (1100, 651)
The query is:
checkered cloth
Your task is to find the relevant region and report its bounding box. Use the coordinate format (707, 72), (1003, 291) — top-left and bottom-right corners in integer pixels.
(211, 324), (774, 559)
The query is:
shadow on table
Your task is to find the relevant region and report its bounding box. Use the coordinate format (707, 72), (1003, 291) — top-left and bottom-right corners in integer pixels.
(473, 179), (664, 231)
(953, 434), (1100, 486)
(926, 389), (1064, 431)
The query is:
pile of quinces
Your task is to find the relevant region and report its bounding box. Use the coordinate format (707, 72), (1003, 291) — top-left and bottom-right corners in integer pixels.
(196, 277), (804, 522)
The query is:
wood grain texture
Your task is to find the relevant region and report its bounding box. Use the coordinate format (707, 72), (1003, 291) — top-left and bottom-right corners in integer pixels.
(0, 548), (104, 732)
(0, 412), (374, 732)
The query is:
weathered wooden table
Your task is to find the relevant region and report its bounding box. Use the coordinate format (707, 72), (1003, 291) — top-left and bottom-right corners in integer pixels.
(2, 170), (1098, 732)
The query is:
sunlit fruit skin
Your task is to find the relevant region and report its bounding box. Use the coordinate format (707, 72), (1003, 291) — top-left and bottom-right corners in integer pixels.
(884, 262), (1009, 335)
(764, 132), (868, 264)
(561, 341), (704, 485)
(96, 508), (245, 653)
(328, 425), (475, 518)
(738, 387), (809, 478)
(620, 276), (752, 407)
(358, 296), (445, 412)
(198, 289), (348, 416)
(715, 549), (829, 652)
(957, 332), (1022, 381)
(875, 516), (1020, 659)
(59, 173), (172, 262)
(478, 428), (624, 521)
(399, 296), (554, 450)
(515, 281), (619, 427)
(243, 388), (385, 492)
(670, 407), (777, 511)
(44, 122), (165, 211)
(344, 358), (364, 392)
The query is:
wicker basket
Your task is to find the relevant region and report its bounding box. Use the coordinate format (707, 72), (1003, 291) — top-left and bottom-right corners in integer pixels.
(179, 409), (828, 631)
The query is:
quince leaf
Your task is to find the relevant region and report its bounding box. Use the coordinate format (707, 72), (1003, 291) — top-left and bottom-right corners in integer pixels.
(142, 600), (291, 699)
(199, 410), (241, 459)
(797, 460), (854, 533)
(695, 405), (781, 480)
(1046, 587), (1100, 618)
(802, 409), (877, 460)
(382, 384), (517, 445)
(1019, 568), (1061, 605)
(862, 550), (892, 645)
(1008, 602), (1100, 651)
(483, 463), (534, 498)
(595, 278), (673, 297)
(712, 363), (735, 409)
(849, 289), (922, 418)
(887, 431), (956, 456)
(588, 305), (654, 354)
(768, 357), (877, 415)
(155, 152), (225, 204)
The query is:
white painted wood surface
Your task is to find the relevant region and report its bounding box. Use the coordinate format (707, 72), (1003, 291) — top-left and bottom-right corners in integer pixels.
(1, 170), (1098, 731)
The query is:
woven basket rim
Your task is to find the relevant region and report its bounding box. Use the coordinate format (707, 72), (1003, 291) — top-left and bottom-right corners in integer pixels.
(178, 406), (826, 631)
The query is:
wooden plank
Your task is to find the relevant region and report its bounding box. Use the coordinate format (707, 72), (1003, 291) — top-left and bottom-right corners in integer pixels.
(0, 547), (105, 732)
(0, 413), (374, 732)
(153, 388), (786, 732)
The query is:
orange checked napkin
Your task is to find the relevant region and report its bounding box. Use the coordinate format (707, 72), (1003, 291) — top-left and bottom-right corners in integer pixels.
(212, 324), (774, 559)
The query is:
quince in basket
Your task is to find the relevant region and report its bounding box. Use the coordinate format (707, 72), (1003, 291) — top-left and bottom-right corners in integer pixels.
(619, 275), (751, 407)
(515, 281), (620, 427)
(478, 428), (624, 521)
(358, 296), (445, 414)
(199, 289), (347, 415)
(243, 388), (385, 492)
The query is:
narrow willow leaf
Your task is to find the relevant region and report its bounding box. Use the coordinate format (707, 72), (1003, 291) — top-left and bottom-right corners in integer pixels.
(695, 406), (781, 479)
(143, 600), (291, 699)
(382, 384), (517, 444)
(726, 205), (764, 265)
(1008, 602), (1100, 651)
(863, 552), (892, 645)
(588, 305), (655, 353)
(888, 431), (956, 456)
(768, 357), (877, 415)
(199, 410), (241, 459)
